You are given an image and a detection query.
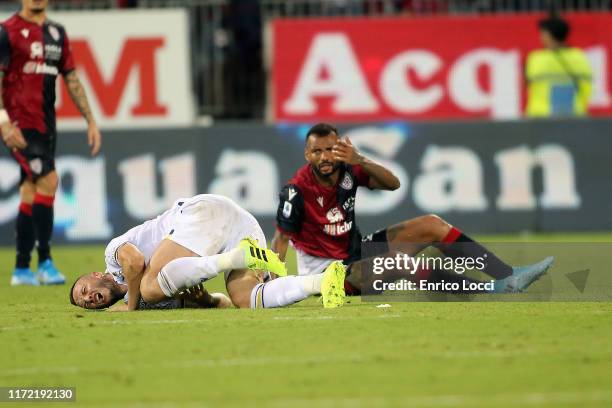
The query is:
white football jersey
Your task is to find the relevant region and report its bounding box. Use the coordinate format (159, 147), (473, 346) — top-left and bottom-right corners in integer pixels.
(103, 194), (266, 285)
(104, 198), (186, 283)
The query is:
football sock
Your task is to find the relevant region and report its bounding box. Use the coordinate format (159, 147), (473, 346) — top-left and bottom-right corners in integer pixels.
(250, 275), (323, 308)
(32, 193), (54, 263)
(15, 202), (35, 269)
(157, 254), (238, 297)
(436, 227), (513, 279)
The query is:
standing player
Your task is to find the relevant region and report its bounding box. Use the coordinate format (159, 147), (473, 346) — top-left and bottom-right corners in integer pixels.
(0, 0), (101, 286)
(272, 123), (554, 295)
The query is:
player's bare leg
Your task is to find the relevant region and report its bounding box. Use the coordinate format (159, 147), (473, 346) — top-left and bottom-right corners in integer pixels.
(140, 239), (198, 304)
(141, 238), (340, 309)
(384, 214), (452, 254)
(372, 214), (553, 292)
(11, 180), (37, 286)
(226, 269), (263, 308)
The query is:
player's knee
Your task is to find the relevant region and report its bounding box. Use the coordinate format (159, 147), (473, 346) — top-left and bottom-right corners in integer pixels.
(420, 214), (451, 241)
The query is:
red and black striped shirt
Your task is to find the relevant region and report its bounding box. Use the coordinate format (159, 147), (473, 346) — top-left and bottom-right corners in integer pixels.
(0, 14), (75, 136)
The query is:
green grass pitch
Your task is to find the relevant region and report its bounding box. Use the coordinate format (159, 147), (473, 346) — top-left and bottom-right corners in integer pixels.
(1, 233), (612, 407)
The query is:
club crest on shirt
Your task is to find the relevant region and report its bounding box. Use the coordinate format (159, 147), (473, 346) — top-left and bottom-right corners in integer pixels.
(340, 173), (353, 190)
(48, 25), (60, 42)
(282, 201), (292, 218)
(21, 28), (29, 38)
(29, 158), (42, 175)
(316, 196), (324, 207)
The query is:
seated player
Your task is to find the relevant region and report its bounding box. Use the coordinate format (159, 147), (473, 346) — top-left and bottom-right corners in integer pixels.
(271, 123), (554, 295)
(69, 194), (345, 310)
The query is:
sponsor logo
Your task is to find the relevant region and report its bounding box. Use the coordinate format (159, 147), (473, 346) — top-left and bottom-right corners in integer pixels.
(323, 221), (353, 236)
(273, 17), (612, 121)
(287, 187), (297, 201)
(45, 44), (63, 61)
(30, 42), (43, 59)
(340, 173), (353, 190)
(282, 201), (292, 218)
(48, 25), (60, 42)
(342, 196), (355, 213)
(326, 207), (344, 223)
(316, 196), (324, 207)
(23, 62), (59, 75)
(324, 207), (351, 236)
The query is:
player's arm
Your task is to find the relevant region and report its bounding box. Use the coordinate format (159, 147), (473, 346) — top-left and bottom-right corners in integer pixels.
(107, 303), (129, 312)
(273, 184), (304, 263)
(62, 70), (101, 156)
(333, 137), (400, 191)
(116, 243), (146, 311)
(0, 28), (26, 150)
(271, 229), (291, 262)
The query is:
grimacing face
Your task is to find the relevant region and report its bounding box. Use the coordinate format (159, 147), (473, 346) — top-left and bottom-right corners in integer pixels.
(305, 132), (342, 178)
(71, 272), (124, 309)
(22, 0), (48, 14)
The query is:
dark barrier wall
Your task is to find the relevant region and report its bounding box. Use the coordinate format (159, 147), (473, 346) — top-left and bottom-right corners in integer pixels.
(0, 119), (611, 245)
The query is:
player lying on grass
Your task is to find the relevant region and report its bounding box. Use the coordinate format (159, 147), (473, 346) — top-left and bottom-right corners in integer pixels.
(80, 280), (233, 312)
(272, 123), (554, 295)
(69, 194), (345, 311)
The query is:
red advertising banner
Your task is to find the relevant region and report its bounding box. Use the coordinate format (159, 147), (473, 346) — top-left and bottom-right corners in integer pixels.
(269, 13), (612, 122)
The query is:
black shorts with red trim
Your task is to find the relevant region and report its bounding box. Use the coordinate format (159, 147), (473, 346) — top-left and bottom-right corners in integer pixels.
(345, 228), (389, 266)
(10, 129), (56, 184)
(343, 228), (390, 296)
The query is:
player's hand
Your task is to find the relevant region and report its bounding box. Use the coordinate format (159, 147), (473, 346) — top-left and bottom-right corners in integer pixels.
(178, 283), (207, 300)
(87, 122), (101, 156)
(1, 121), (27, 150)
(332, 137), (362, 165)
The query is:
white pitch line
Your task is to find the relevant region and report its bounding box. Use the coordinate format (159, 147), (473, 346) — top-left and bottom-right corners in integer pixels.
(0, 354), (367, 377)
(0, 313), (404, 331)
(272, 314), (401, 321)
(0, 347), (556, 378)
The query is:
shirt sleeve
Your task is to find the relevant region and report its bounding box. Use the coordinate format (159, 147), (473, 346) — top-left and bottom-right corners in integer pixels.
(0, 25), (11, 73)
(351, 164), (371, 188)
(59, 28), (75, 75)
(276, 184), (305, 235)
(104, 235), (130, 275)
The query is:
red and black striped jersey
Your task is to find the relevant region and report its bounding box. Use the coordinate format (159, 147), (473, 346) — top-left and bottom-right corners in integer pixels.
(0, 14), (75, 135)
(276, 163), (371, 260)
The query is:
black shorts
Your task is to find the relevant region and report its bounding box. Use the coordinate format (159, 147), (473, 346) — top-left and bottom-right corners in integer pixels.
(345, 228), (389, 268)
(10, 129), (56, 184)
(342, 229), (389, 296)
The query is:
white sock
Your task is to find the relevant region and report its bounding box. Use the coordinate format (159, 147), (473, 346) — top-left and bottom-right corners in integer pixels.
(157, 253), (245, 297)
(249, 274), (323, 308)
